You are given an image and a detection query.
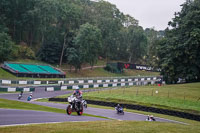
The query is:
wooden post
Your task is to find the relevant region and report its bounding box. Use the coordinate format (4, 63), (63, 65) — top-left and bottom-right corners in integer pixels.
(168, 90), (169, 98)
(184, 92), (185, 101)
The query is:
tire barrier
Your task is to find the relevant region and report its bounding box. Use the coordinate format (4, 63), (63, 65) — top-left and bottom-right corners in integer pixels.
(0, 87), (35, 92)
(0, 76), (163, 85)
(49, 98), (200, 122)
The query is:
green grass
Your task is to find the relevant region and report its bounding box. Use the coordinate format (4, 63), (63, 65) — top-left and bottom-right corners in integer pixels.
(0, 68), (17, 79)
(57, 82), (200, 115)
(0, 98), (65, 113)
(0, 59), (159, 80)
(0, 67), (159, 79)
(36, 99), (198, 124)
(16, 97), (199, 133)
(0, 120), (200, 133)
(37, 98), (200, 124)
(65, 68), (159, 78)
(0, 98), (110, 119)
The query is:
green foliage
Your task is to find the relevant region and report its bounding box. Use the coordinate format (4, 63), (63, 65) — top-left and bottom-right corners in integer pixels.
(104, 64), (121, 73)
(126, 26), (147, 63)
(38, 38), (62, 64)
(74, 23), (102, 68)
(0, 0), (160, 66)
(0, 32), (15, 62)
(0, 98), (65, 114)
(66, 47), (82, 71)
(145, 28), (162, 66)
(157, 0), (200, 83)
(16, 44), (35, 59)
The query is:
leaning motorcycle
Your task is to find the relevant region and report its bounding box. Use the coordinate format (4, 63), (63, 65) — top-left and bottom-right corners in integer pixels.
(18, 94), (22, 100)
(66, 95), (83, 115)
(82, 99), (87, 108)
(115, 107), (124, 115)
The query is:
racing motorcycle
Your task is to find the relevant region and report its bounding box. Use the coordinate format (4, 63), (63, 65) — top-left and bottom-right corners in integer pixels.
(82, 99), (87, 108)
(18, 94), (22, 100)
(115, 106), (124, 115)
(66, 95), (83, 115)
(146, 115), (156, 121)
(27, 95), (32, 101)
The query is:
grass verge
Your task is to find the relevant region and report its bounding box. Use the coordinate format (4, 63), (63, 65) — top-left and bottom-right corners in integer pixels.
(0, 98), (109, 119)
(0, 119), (200, 133)
(0, 98), (65, 114)
(56, 83), (200, 115)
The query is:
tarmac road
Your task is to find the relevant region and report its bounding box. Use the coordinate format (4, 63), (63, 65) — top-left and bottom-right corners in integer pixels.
(0, 87), (186, 126)
(0, 108), (107, 126)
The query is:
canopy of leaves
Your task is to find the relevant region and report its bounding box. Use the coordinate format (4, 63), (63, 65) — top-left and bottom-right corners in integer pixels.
(157, 0), (200, 83)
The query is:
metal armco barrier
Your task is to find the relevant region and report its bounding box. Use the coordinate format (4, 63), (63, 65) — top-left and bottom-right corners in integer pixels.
(49, 98), (200, 122)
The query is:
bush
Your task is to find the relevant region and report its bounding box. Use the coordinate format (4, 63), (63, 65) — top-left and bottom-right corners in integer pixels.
(104, 64), (122, 73)
(0, 32), (15, 62)
(16, 43), (36, 59)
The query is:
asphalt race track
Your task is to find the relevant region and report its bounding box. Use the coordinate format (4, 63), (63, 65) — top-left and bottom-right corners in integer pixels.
(0, 108), (107, 126)
(0, 87), (186, 126)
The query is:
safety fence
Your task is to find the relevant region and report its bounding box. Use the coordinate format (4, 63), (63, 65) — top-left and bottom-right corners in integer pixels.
(0, 87), (35, 92)
(49, 98), (200, 122)
(45, 80), (159, 91)
(0, 76), (163, 85)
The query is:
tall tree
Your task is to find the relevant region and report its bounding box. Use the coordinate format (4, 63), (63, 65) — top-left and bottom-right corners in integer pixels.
(157, 0), (200, 83)
(126, 26), (147, 63)
(0, 31), (15, 62)
(74, 23), (102, 69)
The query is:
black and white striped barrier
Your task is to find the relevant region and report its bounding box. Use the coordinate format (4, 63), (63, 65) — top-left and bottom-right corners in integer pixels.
(0, 76), (163, 85)
(45, 80), (160, 91)
(0, 87), (35, 92)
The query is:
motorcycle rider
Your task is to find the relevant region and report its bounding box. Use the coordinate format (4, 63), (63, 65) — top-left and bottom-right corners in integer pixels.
(116, 104), (123, 112)
(27, 93), (32, 101)
(72, 87), (82, 109)
(18, 90), (23, 100)
(73, 87), (82, 98)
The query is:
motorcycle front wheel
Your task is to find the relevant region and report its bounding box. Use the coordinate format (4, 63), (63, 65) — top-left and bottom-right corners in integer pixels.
(66, 105), (72, 115)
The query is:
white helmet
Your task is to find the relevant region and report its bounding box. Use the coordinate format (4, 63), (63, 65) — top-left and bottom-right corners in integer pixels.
(76, 86), (80, 90)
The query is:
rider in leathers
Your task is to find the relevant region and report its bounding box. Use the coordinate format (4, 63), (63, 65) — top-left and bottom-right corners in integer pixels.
(72, 87), (82, 109)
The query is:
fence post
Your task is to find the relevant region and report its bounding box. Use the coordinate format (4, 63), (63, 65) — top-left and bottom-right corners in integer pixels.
(184, 92), (185, 101)
(168, 90), (169, 98)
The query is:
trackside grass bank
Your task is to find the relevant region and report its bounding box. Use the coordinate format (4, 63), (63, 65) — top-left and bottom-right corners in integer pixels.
(0, 98), (65, 114)
(0, 98), (109, 119)
(0, 120), (200, 133)
(57, 82), (200, 115)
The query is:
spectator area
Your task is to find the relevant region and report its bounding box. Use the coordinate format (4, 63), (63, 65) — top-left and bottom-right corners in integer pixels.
(1, 62), (65, 78)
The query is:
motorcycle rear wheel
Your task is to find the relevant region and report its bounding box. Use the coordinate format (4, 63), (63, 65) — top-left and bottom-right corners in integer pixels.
(77, 105), (83, 116)
(77, 110), (83, 115)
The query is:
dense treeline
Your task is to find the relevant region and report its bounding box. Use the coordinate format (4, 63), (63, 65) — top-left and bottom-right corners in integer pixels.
(0, 0), (161, 68)
(1, 0), (199, 83)
(157, 0), (200, 83)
